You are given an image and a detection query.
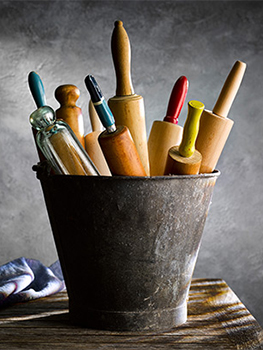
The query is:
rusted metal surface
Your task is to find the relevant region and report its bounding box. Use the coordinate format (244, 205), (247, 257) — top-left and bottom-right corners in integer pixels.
(36, 164), (220, 331)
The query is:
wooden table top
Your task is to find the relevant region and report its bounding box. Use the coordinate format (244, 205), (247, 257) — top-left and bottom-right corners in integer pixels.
(0, 278), (262, 349)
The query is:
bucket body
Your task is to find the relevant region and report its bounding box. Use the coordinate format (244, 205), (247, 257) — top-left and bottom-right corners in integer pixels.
(35, 163), (219, 331)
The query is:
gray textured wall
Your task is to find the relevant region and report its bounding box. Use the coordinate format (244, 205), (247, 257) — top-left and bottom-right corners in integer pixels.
(0, 1), (262, 326)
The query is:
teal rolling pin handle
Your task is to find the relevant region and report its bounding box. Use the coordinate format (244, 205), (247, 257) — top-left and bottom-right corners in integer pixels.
(28, 71), (48, 162)
(28, 71), (47, 108)
(84, 75), (116, 133)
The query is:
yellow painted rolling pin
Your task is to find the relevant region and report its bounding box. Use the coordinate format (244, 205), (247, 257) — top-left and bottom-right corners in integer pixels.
(108, 20), (149, 175)
(195, 60), (246, 173)
(164, 100), (205, 175)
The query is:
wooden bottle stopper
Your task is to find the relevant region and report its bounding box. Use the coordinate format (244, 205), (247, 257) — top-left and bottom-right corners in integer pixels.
(98, 125), (146, 176)
(84, 100), (111, 176)
(148, 76), (188, 176)
(108, 20), (150, 175)
(164, 100), (204, 175)
(55, 84), (85, 148)
(195, 60), (246, 173)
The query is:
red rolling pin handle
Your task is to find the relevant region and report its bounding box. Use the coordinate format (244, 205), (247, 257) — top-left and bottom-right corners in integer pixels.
(164, 76), (189, 124)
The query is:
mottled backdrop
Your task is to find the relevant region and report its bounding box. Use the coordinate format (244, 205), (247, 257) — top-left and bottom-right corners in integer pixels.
(0, 1), (262, 325)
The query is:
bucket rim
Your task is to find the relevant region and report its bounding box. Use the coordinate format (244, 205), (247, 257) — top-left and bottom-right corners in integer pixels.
(33, 162), (220, 181)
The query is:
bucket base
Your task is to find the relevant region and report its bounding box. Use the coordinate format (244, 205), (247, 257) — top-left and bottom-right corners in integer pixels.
(69, 302), (187, 331)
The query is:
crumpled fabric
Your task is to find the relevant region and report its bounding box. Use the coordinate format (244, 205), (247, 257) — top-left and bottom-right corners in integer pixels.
(0, 257), (65, 307)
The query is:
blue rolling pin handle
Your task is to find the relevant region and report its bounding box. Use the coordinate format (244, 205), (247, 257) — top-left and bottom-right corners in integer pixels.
(28, 71), (47, 108)
(93, 98), (115, 130)
(85, 74), (116, 131)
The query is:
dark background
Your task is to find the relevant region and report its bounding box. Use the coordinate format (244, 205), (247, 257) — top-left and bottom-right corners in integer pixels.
(0, 1), (262, 326)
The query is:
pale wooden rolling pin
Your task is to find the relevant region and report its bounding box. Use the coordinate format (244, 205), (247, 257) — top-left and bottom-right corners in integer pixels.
(148, 76), (188, 175)
(108, 20), (150, 175)
(84, 100), (112, 176)
(195, 60), (246, 173)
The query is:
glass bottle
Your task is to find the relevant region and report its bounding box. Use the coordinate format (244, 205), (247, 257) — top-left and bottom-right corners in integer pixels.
(30, 106), (100, 176)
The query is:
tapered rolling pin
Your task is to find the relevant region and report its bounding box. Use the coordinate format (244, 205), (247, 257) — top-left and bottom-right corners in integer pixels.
(164, 100), (204, 175)
(84, 100), (112, 176)
(195, 60), (246, 173)
(108, 20), (149, 175)
(148, 76), (188, 175)
(28, 71), (47, 162)
(55, 84), (85, 148)
(85, 75), (146, 176)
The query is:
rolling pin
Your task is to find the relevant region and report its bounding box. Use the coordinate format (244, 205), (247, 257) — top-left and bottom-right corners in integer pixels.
(29, 106), (99, 176)
(55, 84), (85, 148)
(88, 99), (103, 132)
(108, 20), (149, 175)
(195, 60), (246, 173)
(148, 76), (188, 175)
(84, 100), (112, 176)
(164, 100), (204, 175)
(28, 71), (47, 162)
(85, 75), (146, 176)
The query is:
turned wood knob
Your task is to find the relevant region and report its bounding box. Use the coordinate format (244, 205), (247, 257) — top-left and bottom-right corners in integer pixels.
(111, 20), (134, 96)
(55, 84), (85, 148)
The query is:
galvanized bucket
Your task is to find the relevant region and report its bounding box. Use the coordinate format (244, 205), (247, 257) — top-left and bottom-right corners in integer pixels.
(35, 163), (220, 331)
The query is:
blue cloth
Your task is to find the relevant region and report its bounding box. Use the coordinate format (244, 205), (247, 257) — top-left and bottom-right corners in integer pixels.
(0, 258), (65, 307)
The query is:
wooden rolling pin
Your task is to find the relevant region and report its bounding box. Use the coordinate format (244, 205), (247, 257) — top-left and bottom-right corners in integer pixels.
(85, 75), (146, 176)
(89, 99), (103, 132)
(164, 100), (205, 175)
(148, 76), (188, 175)
(108, 20), (149, 175)
(84, 100), (112, 176)
(195, 60), (246, 173)
(28, 71), (47, 162)
(55, 85), (85, 148)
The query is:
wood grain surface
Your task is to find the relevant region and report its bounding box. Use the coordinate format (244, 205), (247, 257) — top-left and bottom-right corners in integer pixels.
(0, 279), (262, 349)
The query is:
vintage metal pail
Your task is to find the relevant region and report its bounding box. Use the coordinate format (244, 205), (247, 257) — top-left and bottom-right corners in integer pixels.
(35, 163), (219, 331)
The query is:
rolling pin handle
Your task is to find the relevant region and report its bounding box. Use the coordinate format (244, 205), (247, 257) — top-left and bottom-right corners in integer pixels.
(212, 60), (246, 118)
(55, 85), (85, 147)
(28, 71), (47, 108)
(111, 20), (134, 96)
(164, 76), (189, 124)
